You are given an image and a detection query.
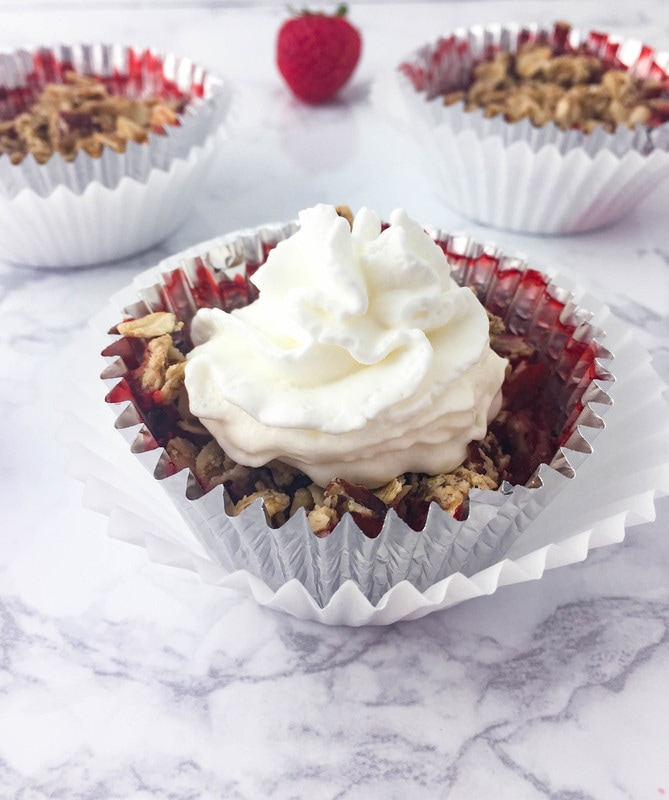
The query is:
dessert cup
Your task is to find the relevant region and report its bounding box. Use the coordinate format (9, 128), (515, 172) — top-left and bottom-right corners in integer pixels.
(0, 43), (230, 268)
(377, 22), (669, 234)
(58, 219), (659, 625)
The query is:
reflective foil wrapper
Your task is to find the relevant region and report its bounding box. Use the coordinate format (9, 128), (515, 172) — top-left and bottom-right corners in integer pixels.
(99, 222), (614, 610)
(381, 22), (669, 233)
(0, 44), (230, 267)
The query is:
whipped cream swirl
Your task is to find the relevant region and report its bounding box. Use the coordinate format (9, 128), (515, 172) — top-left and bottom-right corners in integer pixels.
(185, 204), (507, 488)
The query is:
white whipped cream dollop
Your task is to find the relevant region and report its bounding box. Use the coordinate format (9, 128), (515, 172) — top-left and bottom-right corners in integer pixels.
(185, 204), (507, 488)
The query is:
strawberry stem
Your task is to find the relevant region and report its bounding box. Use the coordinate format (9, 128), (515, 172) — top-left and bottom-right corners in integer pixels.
(286, 3), (349, 17)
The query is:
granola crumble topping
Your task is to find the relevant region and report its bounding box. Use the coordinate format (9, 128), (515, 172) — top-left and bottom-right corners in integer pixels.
(0, 72), (185, 165)
(441, 23), (669, 133)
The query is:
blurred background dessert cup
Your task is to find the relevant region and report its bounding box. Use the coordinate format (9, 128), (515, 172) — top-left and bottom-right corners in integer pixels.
(0, 43), (230, 268)
(377, 22), (669, 234)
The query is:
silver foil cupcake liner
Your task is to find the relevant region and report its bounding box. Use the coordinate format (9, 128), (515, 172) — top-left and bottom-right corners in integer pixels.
(101, 222), (614, 608)
(383, 23), (669, 233)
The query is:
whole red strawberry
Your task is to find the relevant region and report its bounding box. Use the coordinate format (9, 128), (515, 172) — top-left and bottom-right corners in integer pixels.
(277, 4), (362, 104)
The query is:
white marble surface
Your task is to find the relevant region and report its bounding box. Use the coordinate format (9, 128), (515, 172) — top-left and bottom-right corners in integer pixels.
(1, 1), (669, 797)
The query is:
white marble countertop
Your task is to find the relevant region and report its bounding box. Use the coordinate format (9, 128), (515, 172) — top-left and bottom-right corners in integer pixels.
(1, 1), (669, 797)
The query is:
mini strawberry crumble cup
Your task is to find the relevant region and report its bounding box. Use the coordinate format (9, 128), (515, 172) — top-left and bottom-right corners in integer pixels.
(98, 205), (614, 616)
(383, 22), (669, 234)
(0, 43), (229, 268)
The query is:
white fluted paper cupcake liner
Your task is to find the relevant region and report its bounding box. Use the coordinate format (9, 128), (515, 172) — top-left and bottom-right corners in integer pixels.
(0, 44), (230, 267)
(0, 137), (217, 267)
(376, 22), (669, 234)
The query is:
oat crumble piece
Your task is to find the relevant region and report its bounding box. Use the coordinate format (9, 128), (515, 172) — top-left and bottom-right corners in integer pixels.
(165, 436), (199, 475)
(307, 505), (339, 537)
(117, 311), (183, 338)
(193, 440), (252, 492)
(160, 361), (187, 404)
(335, 205), (355, 228)
(374, 477), (410, 506)
(290, 486), (318, 516)
(421, 466), (498, 517)
(233, 489), (291, 524)
(140, 335), (178, 391)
